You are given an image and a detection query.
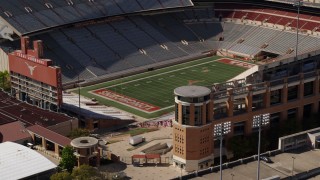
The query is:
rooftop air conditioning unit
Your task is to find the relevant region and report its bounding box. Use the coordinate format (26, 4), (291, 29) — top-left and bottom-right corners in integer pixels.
(237, 38), (244, 43)
(261, 43), (269, 48)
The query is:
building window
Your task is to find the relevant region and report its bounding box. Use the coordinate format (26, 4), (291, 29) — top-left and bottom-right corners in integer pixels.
(288, 108), (297, 119)
(214, 102), (227, 119)
(233, 121), (245, 136)
(303, 104), (312, 118)
(194, 106), (202, 126)
(270, 112), (280, 126)
(206, 103), (211, 122)
(304, 81), (314, 97)
(182, 106), (190, 125)
(233, 98), (246, 115)
(252, 94), (264, 111)
(288, 85), (298, 101)
(270, 89), (281, 105)
(175, 103), (179, 122)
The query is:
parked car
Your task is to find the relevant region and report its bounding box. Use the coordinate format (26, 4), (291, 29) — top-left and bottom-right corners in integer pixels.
(26, 143), (35, 149)
(260, 156), (273, 163)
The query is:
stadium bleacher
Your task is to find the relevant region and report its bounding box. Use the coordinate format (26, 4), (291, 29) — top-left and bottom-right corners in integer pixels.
(0, 0), (193, 35)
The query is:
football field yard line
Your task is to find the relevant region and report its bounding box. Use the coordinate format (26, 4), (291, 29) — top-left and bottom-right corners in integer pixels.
(103, 58), (219, 89)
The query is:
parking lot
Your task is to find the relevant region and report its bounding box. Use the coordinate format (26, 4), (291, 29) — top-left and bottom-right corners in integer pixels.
(97, 126), (320, 180)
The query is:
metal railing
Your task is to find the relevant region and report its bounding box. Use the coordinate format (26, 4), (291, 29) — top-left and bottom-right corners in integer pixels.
(213, 91), (229, 100)
(270, 79), (284, 86)
(288, 74), (300, 83)
(304, 71), (317, 79)
(233, 87), (248, 96)
(252, 82), (267, 91)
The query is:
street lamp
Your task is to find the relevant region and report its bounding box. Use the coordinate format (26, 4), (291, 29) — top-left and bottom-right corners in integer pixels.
(213, 121), (232, 180)
(252, 113), (270, 180)
(291, 156), (296, 178)
(293, 0), (303, 60)
(231, 173), (235, 180)
(180, 164), (183, 180)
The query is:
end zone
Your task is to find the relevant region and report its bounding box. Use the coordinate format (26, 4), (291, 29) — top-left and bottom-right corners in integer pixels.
(91, 89), (160, 113)
(217, 58), (255, 69)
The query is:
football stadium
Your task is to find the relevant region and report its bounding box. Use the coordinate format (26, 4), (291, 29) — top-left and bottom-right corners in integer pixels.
(1, 0), (320, 177)
(1, 0), (320, 119)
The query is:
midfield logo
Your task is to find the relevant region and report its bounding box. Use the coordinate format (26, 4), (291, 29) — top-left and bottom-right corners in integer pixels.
(25, 62), (37, 76)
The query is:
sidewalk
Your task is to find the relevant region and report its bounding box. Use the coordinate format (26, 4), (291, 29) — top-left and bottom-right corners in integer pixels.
(35, 146), (60, 165)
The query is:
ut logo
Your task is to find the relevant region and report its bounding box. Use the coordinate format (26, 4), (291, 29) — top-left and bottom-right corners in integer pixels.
(25, 62), (37, 75)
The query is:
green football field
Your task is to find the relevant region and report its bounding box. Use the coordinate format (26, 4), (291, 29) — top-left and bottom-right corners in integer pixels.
(78, 56), (247, 118)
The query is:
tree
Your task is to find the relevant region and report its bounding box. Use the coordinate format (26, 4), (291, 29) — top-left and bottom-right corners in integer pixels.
(59, 146), (77, 173)
(50, 172), (72, 180)
(280, 117), (302, 136)
(68, 128), (90, 139)
(0, 71), (10, 91)
(227, 136), (252, 159)
(71, 164), (103, 180)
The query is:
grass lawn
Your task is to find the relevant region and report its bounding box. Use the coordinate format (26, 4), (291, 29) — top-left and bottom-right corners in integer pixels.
(123, 128), (158, 137)
(77, 56), (246, 118)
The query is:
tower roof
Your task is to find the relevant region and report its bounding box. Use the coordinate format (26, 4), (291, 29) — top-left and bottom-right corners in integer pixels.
(174, 86), (211, 98)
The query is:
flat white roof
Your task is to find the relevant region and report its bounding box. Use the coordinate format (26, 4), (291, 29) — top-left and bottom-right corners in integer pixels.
(0, 142), (57, 180)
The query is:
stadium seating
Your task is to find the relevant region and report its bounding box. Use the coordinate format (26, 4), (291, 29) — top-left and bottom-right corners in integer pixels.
(0, 0), (193, 34)
(215, 6), (320, 32)
(264, 32), (305, 54)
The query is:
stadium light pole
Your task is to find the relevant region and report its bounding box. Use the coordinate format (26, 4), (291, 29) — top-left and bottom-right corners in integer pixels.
(252, 113), (270, 180)
(77, 74), (81, 122)
(213, 121), (232, 180)
(294, 0), (303, 61)
(231, 173), (235, 180)
(291, 156), (296, 178)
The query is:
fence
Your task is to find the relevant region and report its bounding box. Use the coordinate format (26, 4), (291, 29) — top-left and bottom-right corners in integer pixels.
(282, 167), (320, 180)
(171, 149), (282, 180)
(34, 145), (62, 161)
(119, 156), (173, 165)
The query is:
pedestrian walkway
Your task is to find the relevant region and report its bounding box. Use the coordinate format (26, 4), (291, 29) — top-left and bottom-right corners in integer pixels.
(34, 146), (60, 165)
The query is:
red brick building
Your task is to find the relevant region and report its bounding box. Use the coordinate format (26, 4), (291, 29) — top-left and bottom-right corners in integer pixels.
(173, 69), (320, 172)
(9, 37), (62, 111)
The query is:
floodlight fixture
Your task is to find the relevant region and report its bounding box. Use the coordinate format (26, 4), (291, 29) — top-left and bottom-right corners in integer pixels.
(253, 113), (270, 180)
(213, 121), (232, 180)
